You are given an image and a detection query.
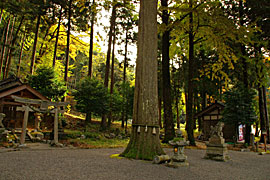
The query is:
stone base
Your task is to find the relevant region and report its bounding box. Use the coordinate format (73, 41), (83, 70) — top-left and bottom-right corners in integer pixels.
(204, 143), (230, 161)
(171, 154), (187, 162)
(209, 137), (225, 144)
(166, 160), (189, 168)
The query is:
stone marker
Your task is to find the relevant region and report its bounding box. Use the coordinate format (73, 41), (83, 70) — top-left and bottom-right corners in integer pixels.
(204, 122), (229, 161)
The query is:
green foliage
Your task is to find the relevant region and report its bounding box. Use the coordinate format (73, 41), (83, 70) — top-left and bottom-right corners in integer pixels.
(120, 82), (134, 119)
(222, 84), (257, 126)
(73, 77), (110, 116)
(27, 66), (67, 100)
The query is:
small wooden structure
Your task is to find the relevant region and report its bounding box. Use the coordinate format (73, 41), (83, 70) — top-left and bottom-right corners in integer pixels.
(0, 76), (49, 129)
(195, 101), (236, 142)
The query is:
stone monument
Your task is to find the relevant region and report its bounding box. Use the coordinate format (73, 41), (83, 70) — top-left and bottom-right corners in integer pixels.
(204, 121), (229, 161)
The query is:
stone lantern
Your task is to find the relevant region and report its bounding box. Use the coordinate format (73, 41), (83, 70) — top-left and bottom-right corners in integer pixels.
(168, 129), (189, 167)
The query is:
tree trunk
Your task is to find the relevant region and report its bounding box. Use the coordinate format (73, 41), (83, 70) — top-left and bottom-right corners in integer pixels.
(4, 16), (24, 79)
(0, 17), (11, 78)
(0, 9), (3, 24)
(30, 14), (41, 75)
(108, 25), (116, 128)
(88, 0), (95, 77)
(17, 31), (26, 77)
(123, 30), (128, 82)
(85, 0), (96, 126)
(101, 2), (117, 130)
(53, 6), (62, 67)
(186, 0), (196, 146)
(176, 95), (180, 129)
(121, 29), (129, 129)
(161, 0), (175, 143)
(121, 0), (164, 160)
(64, 0), (72, 82)
(104, 3), (117, 88)
(2, 16), (15, 80)
(262, 86), (270, 143)
(158, 97), (162, 128)
(258, 87), (266, 142)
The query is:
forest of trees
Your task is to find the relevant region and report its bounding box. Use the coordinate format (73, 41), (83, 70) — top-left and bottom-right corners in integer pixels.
(0, 0), (269, 159)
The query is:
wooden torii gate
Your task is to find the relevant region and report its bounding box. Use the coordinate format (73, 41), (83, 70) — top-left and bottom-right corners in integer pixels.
(11, 95), (68, 145)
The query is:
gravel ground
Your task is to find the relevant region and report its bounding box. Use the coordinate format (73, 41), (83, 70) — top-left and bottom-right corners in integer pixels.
(0, 145), (269, 180)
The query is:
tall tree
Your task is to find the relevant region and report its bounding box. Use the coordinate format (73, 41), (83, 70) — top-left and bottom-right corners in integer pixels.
(4, 15), (24, 79)
(161, 0), (175, 142)
(122, 0), (164, 160)
(52, 6), (63, 67)
(101, 1), (118, 130)
(30, 14), (41, 75)
(85, 0), (96, 125)
(88, 0), (95, 77)
(0, 17), (11, 78)
(186, 0), (196, 146)
(64, 0), (72, 82)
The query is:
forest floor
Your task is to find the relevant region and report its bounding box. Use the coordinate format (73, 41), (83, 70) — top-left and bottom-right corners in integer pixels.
(0, 146), (270, 180)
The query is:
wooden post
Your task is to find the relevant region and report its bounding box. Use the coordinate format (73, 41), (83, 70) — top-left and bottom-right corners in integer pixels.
(20, 105), (29, 144)
(54, 107), (59, 144)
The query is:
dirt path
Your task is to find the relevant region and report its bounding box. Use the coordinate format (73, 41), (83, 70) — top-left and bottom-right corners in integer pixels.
(0, 146), (269, 180)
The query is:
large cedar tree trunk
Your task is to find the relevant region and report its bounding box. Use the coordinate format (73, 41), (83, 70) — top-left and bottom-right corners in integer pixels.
(161, 0), (175, 143)
(121, 0), (165, 160)
(186, 0), (196, 146)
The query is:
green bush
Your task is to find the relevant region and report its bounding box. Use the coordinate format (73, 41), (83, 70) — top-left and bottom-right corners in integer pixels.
(73, 77), (110, 117)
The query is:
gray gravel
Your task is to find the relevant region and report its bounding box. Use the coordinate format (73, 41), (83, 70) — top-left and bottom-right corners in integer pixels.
(0, 147), (269, 180)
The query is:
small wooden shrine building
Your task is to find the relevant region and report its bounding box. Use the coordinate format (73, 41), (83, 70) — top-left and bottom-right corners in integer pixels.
(0, 76), (50, 129)
(195, 101), (236, 142)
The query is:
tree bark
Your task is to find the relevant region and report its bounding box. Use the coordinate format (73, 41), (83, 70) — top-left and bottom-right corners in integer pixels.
(108, 25), (116, 128)
(17, 31), (26, 77)
(121, 29), (129, 129)
(121, 0), (164, 160)
(64, 0), (72, 82)
(161, 0), (175, 143)
(262, 86), (270, 143)
(30, 14), (41, 75)
(101, 2), (117, 130)
(0, 9), (3, 24)
(186, 0), (196, 146)
(2, 16), (15, 80)
(239, 0), (251, 145)
(0, 17), (11, 77)
(53, 6), (62, 67)
(4, 15), (24, 79)
(258, 87), (266, 142)
(88, 0), (95, 77)
(104, 3), (117, 88)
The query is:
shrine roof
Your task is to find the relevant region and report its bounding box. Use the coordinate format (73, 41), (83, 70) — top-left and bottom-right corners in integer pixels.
(0, 77), (48, 101)
(194, 101), (225, 118)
